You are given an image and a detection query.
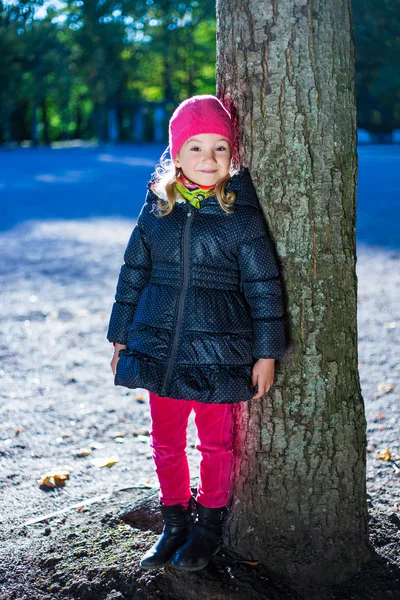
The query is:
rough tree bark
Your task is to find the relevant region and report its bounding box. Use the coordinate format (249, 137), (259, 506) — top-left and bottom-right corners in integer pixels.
(216, 0), (372, 587)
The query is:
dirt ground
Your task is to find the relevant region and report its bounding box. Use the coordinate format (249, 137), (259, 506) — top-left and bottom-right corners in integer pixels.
(0, 218), (399, 600)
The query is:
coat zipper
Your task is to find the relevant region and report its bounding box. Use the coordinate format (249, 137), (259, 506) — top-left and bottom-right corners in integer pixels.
(160, 204), (193, 396)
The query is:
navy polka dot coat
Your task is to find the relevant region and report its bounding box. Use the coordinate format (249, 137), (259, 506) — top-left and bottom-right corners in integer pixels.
(107, 166), (286, 403)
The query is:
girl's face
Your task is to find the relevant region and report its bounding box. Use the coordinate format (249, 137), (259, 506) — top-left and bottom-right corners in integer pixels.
(174, 133), (231, 187)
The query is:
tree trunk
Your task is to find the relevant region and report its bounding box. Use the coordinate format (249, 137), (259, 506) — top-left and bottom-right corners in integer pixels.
(31, 99), (38, 147)
(93, 103), (105, 142)
(31, 58), (39, 147)
(41, 97), (50, 145)
(75, 101), (82, 139)
(2, 102), (14, 144)
(216, 0), (371, 587)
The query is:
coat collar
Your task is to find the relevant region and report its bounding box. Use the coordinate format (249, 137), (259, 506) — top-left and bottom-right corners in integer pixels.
(147, 167), (259, 209)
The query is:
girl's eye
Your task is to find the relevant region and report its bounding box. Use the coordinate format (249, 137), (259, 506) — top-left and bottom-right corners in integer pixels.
(189, 145), (228, 152)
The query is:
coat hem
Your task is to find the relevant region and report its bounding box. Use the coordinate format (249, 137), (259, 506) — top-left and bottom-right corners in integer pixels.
(114, 353), (255, 404)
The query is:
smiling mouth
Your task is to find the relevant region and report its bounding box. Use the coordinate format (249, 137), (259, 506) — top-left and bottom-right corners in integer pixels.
(199, 170), (218, 173)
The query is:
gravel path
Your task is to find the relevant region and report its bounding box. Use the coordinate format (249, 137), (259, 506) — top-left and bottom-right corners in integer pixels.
(0, 217), (201, 529)
(356, 242), (400, 521)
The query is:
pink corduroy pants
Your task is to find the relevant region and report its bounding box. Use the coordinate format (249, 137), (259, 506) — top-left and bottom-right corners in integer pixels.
(148, 391), (235, 509)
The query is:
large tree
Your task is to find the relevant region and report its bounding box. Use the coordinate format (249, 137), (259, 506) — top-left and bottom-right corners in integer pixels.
(216, 0), (372, 586)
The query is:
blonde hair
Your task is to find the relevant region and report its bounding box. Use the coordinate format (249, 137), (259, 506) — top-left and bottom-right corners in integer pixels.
(149, 147), (238, 217)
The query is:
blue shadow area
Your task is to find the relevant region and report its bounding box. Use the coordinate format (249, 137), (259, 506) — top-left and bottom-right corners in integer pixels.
(357, 146), (400, 250)
(0, 143), (166, 229)
(0, 143), (399, 249)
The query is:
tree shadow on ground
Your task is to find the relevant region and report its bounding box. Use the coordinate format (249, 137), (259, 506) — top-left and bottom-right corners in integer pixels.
(1, 484), (398, 599)
(117, 490), (399, 600)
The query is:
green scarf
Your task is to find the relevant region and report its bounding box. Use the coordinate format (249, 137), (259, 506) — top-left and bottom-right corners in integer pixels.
(175, 174), (216, 209)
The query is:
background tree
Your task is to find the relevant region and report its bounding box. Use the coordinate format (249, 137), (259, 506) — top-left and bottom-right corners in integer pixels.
(137, 0), (216, 102)
(0, 0), (218, 144)
(20, 16), (70, 145)
(0, 0), (44, 142)
(353, 0), (400, 134)
(216, 0), (372, 586)
(2, 0), (399, 144)
(62, 0), (138, 141)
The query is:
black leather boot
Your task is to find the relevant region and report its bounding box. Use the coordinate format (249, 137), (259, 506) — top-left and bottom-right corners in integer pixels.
(139, 502), (194, 569)
(171, 501), (227, 571)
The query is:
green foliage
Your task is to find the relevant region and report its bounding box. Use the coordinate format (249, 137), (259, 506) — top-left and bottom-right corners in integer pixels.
(353, 0), (400, 132)
(0, 0), (217, 143)
(0, 1), (398, 142)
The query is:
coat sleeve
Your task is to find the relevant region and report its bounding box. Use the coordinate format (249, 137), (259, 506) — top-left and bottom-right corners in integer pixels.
(238, 210), (286, 360)
(106, 202), (152, 345)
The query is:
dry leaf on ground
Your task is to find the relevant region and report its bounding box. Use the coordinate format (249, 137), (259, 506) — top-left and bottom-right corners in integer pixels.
(73, 448), (92, 457)
(376, 447), (392, 461)
(38, 469), (71, 488)
(377, 383), (396, 395)
(133, 427), (149, 436)
(90, 456), (118, 468)
(109, 431), (127, 438)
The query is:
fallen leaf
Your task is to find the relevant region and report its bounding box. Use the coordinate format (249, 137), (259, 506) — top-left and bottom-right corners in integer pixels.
(376, 413), (385, 419)
(377, 382), (395, 394)
(73, 448), (92, 457)
(394, 503), (399, 511)
(91, 456), (118, 468)
(136, 396), (145, 404)
(240, 560), (258, 566)
(38, 469), (71, 488)
(376, 447), (391, 461)
(109, 431), (127, 439)
(14, 428), (21, 435)
(133, 428), (149, 437)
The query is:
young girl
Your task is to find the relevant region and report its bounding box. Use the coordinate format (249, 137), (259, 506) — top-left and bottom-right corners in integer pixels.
(107, 95), (286, 571)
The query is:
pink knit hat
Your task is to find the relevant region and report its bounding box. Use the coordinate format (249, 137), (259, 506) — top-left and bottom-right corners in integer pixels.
(169, 95), (234, 160)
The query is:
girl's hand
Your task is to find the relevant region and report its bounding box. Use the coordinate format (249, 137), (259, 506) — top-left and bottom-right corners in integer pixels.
(250, 358), (275, 399)
(110, 343), (127, 375)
